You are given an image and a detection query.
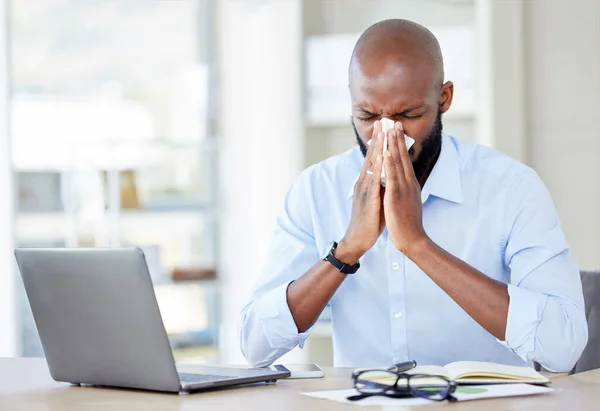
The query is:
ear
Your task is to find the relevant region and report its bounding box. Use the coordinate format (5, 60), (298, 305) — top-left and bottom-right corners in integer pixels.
(439, 81), (454, 114)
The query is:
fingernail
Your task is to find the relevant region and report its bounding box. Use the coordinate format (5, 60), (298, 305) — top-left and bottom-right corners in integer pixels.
(396, 122), (403, 131)
(376, 154), (381, 162)
(385, 150), (391, 157)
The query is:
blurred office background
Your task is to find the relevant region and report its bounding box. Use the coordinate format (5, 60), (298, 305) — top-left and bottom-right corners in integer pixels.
(0, 0), (599, 366)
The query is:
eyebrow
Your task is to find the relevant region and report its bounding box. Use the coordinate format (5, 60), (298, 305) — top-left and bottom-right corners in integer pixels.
(354, 107), (376, 116)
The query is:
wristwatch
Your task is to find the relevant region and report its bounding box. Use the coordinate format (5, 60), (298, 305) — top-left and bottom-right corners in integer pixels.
(322, 241), (360, 274)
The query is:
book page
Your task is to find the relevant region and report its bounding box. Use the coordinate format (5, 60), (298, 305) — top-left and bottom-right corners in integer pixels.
(443, 361), (549, 382)
(406, 365), (450, 379)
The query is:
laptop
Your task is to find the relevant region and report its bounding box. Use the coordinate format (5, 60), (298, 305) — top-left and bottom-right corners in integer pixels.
(14, 247), (290, 393)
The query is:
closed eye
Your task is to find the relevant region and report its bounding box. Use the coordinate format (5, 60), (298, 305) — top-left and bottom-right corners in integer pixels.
(402, 113), (424, 120)
(353, 107), (378, 122)
(356, 115), (377, 121)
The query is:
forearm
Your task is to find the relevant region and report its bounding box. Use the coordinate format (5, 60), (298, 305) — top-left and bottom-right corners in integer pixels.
(240, 240), (360, 366)
(287, 240), (361, 332)
(406, 238), (509, 340)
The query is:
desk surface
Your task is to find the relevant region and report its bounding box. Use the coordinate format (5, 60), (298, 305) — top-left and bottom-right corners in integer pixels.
(0, 357), (598, 411)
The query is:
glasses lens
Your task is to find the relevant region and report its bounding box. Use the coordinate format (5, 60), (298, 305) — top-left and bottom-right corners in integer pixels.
(355, 370), (398, 394)
(408, 375), (451, 401)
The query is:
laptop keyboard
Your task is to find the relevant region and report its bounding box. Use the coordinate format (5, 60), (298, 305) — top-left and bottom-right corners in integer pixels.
(178, 372), (236, 384)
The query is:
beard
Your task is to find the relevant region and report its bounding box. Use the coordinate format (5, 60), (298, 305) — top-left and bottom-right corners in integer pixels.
(353, 109), (443, 183)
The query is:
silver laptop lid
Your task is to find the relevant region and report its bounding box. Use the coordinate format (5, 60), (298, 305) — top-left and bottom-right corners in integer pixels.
(15, 247), (181, 392)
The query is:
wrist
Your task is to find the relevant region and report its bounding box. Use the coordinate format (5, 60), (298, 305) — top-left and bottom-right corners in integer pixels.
(404, 235), (434, 260)
(335, 239), (365, 265)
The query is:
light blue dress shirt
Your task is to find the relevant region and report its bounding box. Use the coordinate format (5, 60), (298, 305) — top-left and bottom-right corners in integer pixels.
(239, 134), (588, 372)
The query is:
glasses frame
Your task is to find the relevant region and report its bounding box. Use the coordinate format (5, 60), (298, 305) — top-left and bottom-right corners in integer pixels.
(351, 369), (458, 402)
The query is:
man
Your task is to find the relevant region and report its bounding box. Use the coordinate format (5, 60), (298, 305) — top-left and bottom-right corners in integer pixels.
(239, 19), (588, 371)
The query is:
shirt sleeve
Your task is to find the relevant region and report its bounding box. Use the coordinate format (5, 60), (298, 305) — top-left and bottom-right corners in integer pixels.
(239, 170), (319, 367)
(499, 168), (588, 372)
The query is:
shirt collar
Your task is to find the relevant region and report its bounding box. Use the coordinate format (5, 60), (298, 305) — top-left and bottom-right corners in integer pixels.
(347, 133), (463, 205)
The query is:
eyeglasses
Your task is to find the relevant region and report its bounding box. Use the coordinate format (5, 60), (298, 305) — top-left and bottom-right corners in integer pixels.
(348, 369), (457, 402)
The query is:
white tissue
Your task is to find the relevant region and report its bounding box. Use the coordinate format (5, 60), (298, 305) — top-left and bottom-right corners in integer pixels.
(367, 118), (415, 186)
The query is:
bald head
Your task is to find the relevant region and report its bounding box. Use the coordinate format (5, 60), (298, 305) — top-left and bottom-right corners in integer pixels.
(349, 19), (444, 87)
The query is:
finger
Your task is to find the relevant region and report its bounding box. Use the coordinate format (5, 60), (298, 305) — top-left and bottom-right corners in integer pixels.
(359, 121), (382, 179)
(385, 127), (406, 187)
(356, 133), (382, 198)
(368, 122), (383, 169)
(383, 142), (400, 190)
(368, 153), (384, 200)
(394, 122), (416, 180)
(364, 131), (384, 182)
(372, 119), (382, 142)
(373, 130), (384, 163)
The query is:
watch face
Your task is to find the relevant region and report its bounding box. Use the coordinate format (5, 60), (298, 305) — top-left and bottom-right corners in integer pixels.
(321, 241), (336, 259)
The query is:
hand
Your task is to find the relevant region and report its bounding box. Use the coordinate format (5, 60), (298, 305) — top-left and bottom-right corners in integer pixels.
(340, 121), (386, 260)
(382, 122), (428, 255)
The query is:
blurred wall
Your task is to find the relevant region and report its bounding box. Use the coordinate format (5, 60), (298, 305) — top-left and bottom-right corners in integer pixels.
(525, 0), (600, 270)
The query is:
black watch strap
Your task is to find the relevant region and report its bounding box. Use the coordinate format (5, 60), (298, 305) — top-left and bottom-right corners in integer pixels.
(323, 241), (360, 274)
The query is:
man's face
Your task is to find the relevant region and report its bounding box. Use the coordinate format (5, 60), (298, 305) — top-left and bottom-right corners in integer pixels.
(349, 62), (452, 182)
(353, 109), (442, 183)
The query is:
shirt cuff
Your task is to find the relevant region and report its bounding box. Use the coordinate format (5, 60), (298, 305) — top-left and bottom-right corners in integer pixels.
(256, 281), (312, 350)
(498, 284), (548, 358)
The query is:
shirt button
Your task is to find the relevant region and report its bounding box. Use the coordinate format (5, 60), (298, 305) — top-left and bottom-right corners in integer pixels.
(391, 262), (400, 270)
(393, 312), (402, 318)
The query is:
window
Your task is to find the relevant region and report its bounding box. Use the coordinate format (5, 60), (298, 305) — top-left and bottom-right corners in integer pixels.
(10, 0), (219, 359)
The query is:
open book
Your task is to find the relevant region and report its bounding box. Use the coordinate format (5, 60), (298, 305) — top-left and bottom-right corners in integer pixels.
(358, 361), (550, 385)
